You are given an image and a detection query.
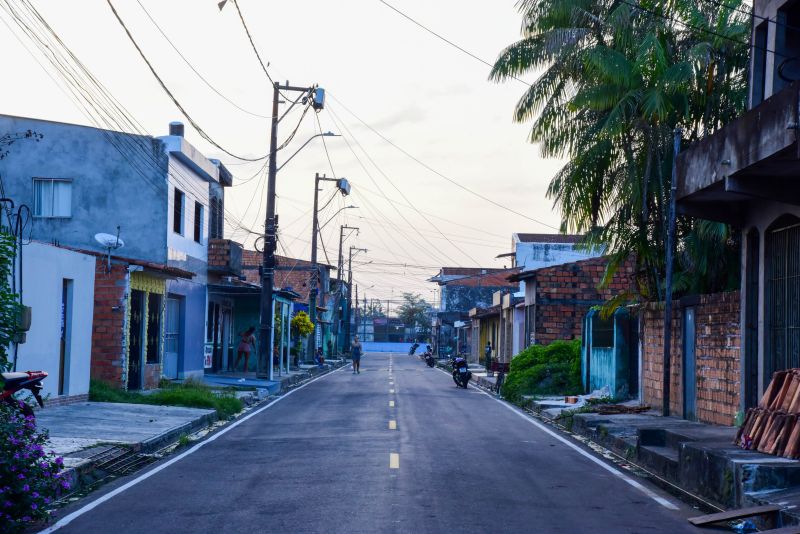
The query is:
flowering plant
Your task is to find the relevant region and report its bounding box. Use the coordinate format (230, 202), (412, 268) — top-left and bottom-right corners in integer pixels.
(0, 400), (68, 532)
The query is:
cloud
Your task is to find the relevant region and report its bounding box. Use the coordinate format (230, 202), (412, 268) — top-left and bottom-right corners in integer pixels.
(367, 105), (428, 131)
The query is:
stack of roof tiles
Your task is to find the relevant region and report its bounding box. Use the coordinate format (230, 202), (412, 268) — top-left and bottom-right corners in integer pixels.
(736, 370), (800, 457)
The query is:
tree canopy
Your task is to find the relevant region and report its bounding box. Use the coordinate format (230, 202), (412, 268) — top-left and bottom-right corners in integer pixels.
(491, 0), (749, 300)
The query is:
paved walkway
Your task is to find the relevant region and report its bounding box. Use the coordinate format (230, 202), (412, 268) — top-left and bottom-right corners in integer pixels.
(38, 402), (216, 465)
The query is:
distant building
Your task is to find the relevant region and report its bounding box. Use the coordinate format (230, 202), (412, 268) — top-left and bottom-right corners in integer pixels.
(508, 233), (601, 272)
(428, 267), (518, 357)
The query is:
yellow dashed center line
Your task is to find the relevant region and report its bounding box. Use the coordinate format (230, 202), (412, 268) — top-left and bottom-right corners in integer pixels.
(390, 453), (400, 469)
(389, 400), (395, 407)
(389, 420), (397, 430)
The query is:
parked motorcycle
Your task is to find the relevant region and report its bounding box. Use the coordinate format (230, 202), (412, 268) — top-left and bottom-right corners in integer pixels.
(424, 351), (436, 368)
(451, 356), (471, 388)
(2, 371), (48, 418)
(409, 343), (419, 356)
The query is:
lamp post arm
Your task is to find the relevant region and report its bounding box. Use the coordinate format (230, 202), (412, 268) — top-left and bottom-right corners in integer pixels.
(276, 134), (323, 173)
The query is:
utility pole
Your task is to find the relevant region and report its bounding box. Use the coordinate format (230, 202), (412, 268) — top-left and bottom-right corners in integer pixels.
(345, 245), (367, 348)
(308, 173), (350, 362)
(354, 283), (359, 345)
(662, 129), (682, 416)
(337, 225), (358, 352)
(363, 293), (368, 340)
(257, 82), (326, 378)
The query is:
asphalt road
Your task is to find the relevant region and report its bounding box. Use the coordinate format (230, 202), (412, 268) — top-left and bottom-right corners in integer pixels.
(47, 352), (701, 534)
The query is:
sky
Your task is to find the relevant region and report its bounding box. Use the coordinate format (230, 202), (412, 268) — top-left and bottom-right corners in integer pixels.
(0, 0), (565, 306)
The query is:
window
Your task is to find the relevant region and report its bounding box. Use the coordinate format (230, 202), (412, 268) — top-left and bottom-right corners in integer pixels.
(33, 179), (71, 217)
(210, 198), (223, 239)
(173, 188), (184, 234)
(194, 201), (203, 243)
(591, 316), (614, 348)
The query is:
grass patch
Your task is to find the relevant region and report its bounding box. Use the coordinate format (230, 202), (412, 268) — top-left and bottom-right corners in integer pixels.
(89, 379), (243, 419)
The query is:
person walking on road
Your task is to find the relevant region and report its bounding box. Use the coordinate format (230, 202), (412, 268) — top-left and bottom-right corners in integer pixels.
(235, 326), (257, 372)
(351, 336), (363, 374)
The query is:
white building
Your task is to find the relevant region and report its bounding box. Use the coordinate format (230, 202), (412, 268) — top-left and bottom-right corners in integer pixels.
(13, 242), (95, 402)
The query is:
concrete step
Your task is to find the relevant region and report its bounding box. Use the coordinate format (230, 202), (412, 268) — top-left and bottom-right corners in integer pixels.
(637, 444), (679, 481)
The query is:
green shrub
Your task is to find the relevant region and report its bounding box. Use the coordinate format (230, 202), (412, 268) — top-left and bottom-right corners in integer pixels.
(501, 339), (582, 403)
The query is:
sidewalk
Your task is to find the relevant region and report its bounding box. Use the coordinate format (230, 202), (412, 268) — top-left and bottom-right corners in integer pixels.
(38, 402), (216, 494)
(528, 401), (800, 525)
(40, 359), (348, 497)
(203, 358), (348, 394)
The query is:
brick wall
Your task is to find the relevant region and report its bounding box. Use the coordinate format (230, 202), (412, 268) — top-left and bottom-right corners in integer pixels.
(533, 257), (635, 345)
(144, 363), (161, 389)
(45, 393), (89, 408)
(642, 291), (741, 426)
(90, 260), (127, 387)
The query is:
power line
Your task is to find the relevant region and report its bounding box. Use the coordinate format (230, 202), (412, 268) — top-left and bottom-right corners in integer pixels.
(133, 0), (270, 119)
(225, 0), (292, 102)
(325, 105), (481, 266)
(324, 106), (456, 266)
(328, 95), (559, 230)
(106, 0), (269, 161)
(377, 0), (530, 86)
(2, 0), (269, 244)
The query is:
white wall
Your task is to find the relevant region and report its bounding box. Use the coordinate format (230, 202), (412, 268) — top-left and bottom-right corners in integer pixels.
(166, 156), (209, 263)
(15, 242), (95, 398)
(515, 242), (601, 272)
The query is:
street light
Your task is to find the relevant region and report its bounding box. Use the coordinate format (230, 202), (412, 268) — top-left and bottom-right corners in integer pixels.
(320, 205), (358, 231)
(308, 174), (350, 360)
(276, 132), (339, 173)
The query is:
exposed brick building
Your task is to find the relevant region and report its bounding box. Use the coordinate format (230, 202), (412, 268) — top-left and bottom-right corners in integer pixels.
(510, 256), (636, 347)
(241, 250), (333, 301)
(641, 292), (741, 426)
(89, 254), (193, 390)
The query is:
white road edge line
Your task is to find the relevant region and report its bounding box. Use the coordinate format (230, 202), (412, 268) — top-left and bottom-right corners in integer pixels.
(435, 368), (679, 511)
(39, 365), (350, 533)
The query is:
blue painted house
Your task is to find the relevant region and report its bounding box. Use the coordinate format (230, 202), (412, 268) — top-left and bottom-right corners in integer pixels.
(0, 115), (231, 388)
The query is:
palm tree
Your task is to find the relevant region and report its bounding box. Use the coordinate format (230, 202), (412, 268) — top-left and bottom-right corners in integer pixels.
(491, 0), (749, 300)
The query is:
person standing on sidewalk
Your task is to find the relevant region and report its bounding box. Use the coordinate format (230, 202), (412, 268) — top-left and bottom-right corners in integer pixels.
(235, 326), (257, 372)
(485, 341), (493, 375)
(351, 336), (363, 374)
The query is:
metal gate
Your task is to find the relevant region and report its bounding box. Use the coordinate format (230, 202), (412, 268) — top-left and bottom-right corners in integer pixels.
(766, 217), (800, 389)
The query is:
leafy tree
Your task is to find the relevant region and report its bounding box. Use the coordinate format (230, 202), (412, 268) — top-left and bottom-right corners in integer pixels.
(364, 298), (385, 319)
(396, 293), (431, 337)
(491, 0), (749, 301)
(0, 230), (19, 371)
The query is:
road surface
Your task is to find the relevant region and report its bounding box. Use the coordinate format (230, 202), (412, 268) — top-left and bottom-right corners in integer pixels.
(47, 352), (699, 533)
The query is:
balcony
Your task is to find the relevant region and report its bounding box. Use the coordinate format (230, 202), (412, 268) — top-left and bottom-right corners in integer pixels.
(676, 81), (800, 225)
(208, 238), (243, 276)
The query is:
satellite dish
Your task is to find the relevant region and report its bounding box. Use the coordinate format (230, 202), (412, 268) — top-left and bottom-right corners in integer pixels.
(94, 233), (124, 249)
(95, 227), (124, 273)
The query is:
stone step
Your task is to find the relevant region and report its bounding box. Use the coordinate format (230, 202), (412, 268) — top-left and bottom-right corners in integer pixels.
(637, 444), (680, 481)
